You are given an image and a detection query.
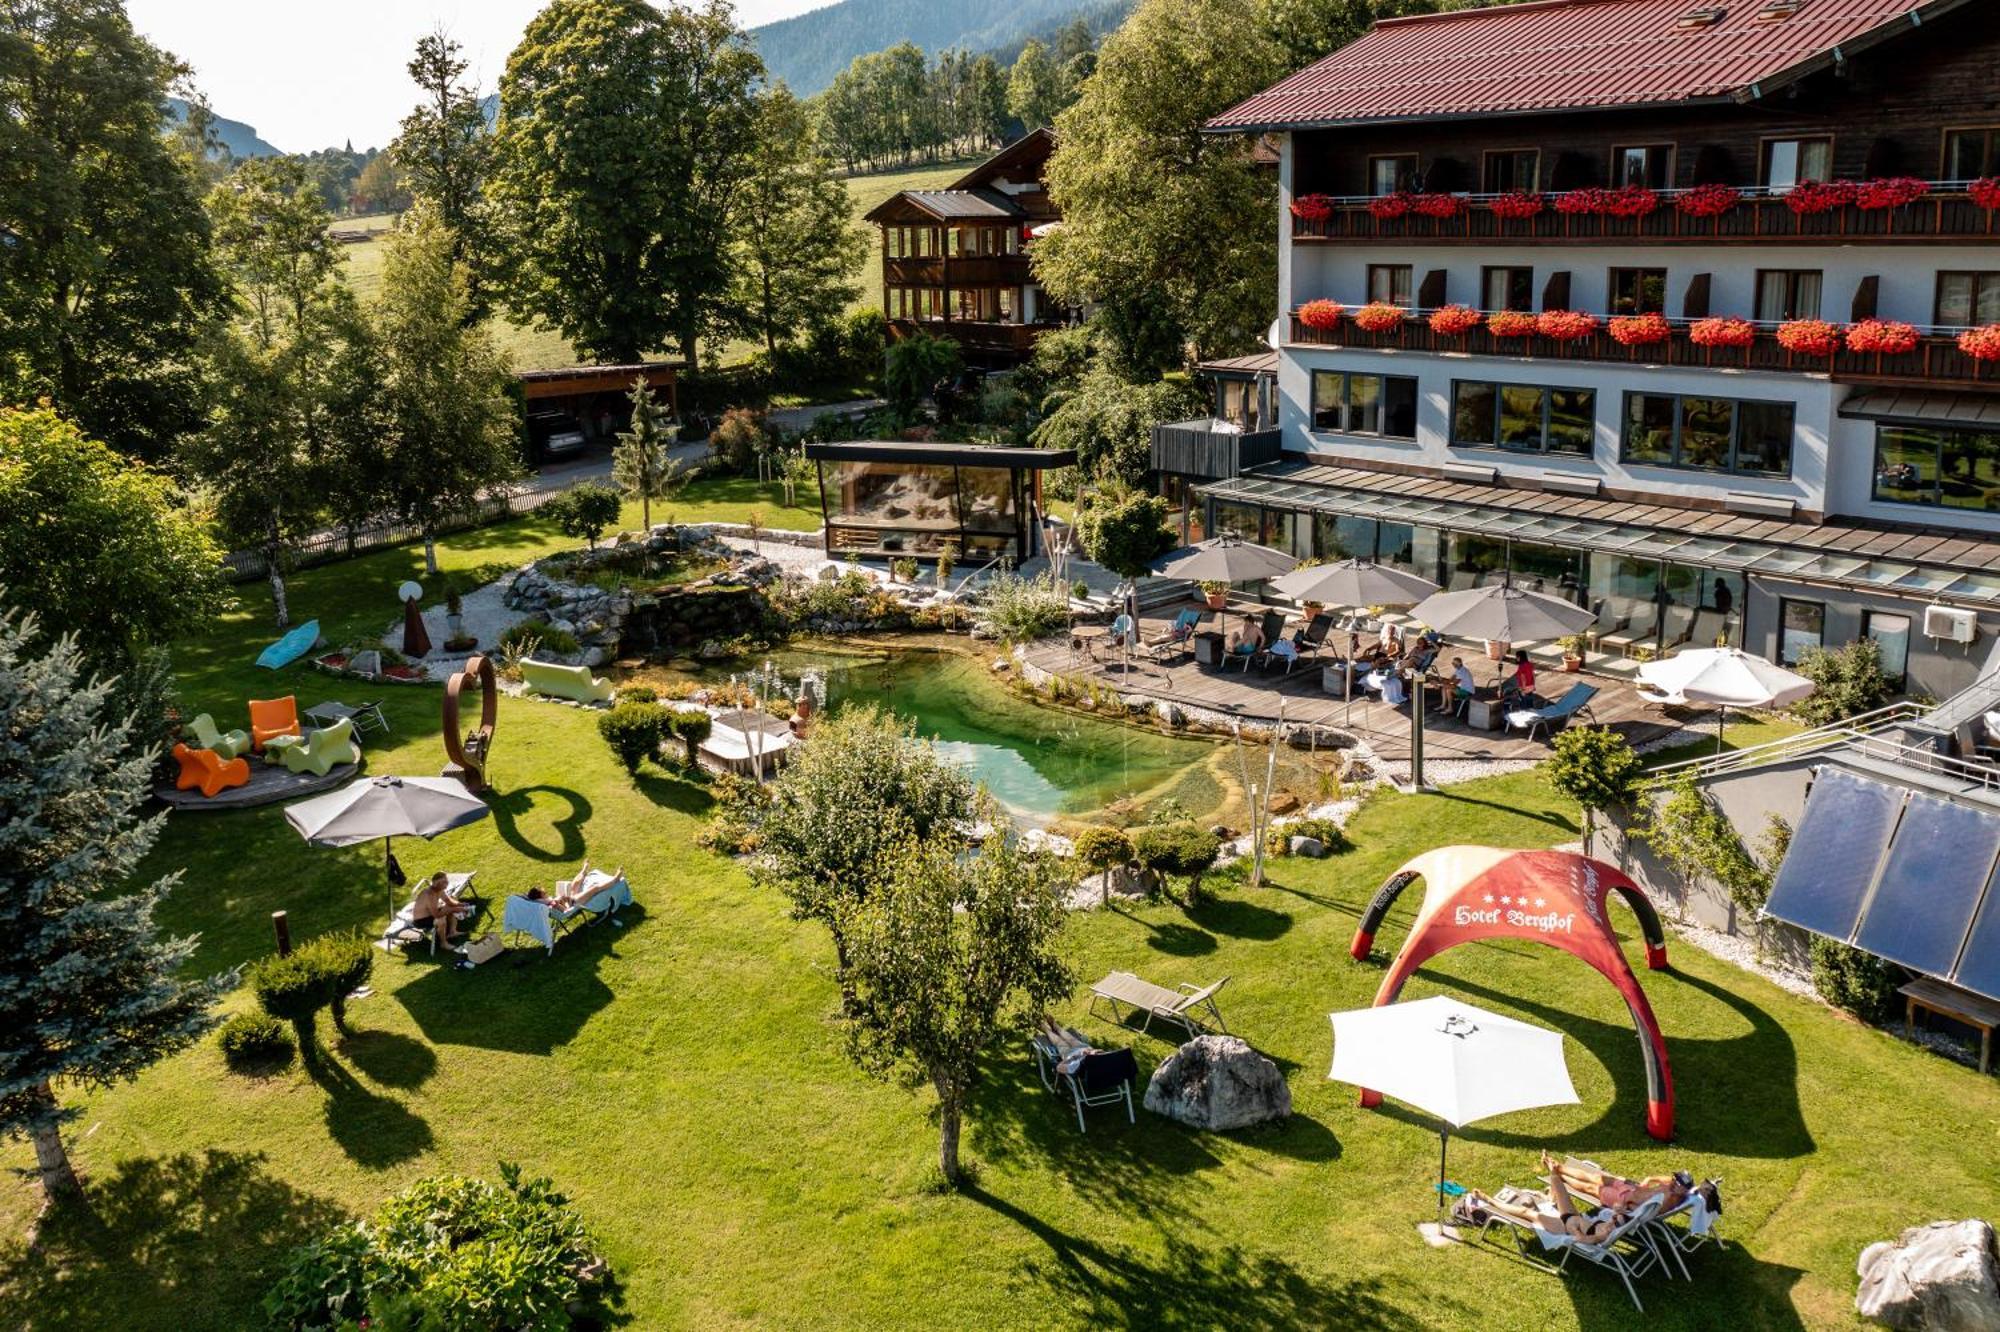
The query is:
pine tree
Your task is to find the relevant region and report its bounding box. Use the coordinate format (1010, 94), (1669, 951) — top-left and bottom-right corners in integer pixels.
(0, 605), (226, 1206)
(613, 380), (684, 535)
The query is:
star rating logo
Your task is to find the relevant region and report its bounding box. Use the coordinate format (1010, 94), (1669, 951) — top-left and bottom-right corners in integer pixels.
(1534, 897), (1547, 908)
(1499, 895), (1513, 905)
(1482, 894), (1494, 904)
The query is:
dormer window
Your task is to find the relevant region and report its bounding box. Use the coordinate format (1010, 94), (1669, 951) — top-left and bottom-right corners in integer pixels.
(1676, 5), (1727, 27)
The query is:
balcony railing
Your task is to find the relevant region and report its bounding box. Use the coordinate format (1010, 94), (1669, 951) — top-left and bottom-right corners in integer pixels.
(1151, 420), (1284, 481)
(888, 317), (1057, 355)
(884, 254), (1033, 286)
(1289, 181), (2000, 246)
(1286, 309), (2000, 390)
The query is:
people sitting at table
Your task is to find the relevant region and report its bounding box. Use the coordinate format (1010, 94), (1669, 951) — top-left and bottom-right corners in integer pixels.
(1229, 613), (1265, 658)
(413, 871), (474, 946)
(1444, 656), (1478, 712)
(1499, 649), (1538, 704)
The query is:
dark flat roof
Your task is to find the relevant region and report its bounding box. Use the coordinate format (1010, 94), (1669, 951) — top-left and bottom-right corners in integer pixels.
(1841, 387), (2000, 430)
(805, 441), (1077, 468)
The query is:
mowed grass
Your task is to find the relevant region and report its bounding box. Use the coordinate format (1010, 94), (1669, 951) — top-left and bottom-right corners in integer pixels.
(3, 510), (1995, 1329)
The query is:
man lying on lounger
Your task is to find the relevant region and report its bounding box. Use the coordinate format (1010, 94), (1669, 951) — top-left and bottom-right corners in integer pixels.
(1454, 1152), (1698, 1242)
(1549, 1154), (1697, 1214)
(528, 861), (626, 911)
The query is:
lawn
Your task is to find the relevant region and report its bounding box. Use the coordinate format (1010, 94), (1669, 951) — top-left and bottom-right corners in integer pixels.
(3, 513), (1994, 1330)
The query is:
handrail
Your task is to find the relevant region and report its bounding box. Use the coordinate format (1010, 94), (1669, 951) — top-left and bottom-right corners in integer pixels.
(1643, 702), (1932, 786)
(1294, 179), (1985, 209)
(1292, 303), (1981, 339)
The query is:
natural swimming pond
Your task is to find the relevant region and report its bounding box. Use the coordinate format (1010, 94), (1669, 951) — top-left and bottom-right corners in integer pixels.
(627, 642), (1231, 822)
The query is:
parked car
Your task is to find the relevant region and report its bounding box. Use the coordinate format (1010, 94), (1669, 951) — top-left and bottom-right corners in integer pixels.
(527, 411), (588, 461)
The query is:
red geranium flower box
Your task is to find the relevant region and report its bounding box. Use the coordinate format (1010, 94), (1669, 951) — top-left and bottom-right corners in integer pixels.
(1289, 193), (1336, 222)
(1608, 313), (1671, 346)
(1846, 319), (1920, 355)
(1854, 177), (1930, 210)
(1488, 191), (1544, 221)
(1775, 320), (1842, 357)
(1553, 187), (1607, 216)
(1428, 304), (1483, 336)
(1352, 302), (1405, 334)
(1366, 192), (1413, 221)
(1412, 192), (1467, 219)
(1536, 310), (1600, 342)
(1783, 180), (1857, 215)
(1972, 178), (2000, 211)
(1688, 317), (1756, 349)
(1960, 324), (2000, 363)
(1486, 310), (1538, 339)
(1675, 182), (1740, 218)
(1298, 300), (1344, 331)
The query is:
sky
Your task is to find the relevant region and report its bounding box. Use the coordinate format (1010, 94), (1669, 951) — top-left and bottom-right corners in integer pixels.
(126, 0), (835, 153)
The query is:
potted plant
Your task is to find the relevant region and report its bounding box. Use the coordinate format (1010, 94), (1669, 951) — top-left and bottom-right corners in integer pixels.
(1302, 599), (1325, 620)
(1201, 581), (1229, 610)
(444, 583), (465, 640)
(1558, 634), (1587, 672)
(891, 557), (918, 583)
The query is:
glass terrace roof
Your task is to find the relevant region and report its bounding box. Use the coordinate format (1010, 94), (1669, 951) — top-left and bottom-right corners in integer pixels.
(1199, 473), (2000, 606)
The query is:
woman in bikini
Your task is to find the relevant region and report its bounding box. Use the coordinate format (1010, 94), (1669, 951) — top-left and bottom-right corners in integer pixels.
(1456, 1152), (1625, 1244)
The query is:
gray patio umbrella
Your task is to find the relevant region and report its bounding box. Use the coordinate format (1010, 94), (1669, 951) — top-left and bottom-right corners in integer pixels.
(1152, 532), (1296, 584)
(1410, 582), (1596, 644)
(1271, 559), (1439, 609)
(286, 775), (491, 918)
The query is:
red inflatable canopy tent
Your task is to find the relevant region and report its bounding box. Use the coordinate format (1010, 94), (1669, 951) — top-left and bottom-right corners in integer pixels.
(1350, 846), (1676, 1141)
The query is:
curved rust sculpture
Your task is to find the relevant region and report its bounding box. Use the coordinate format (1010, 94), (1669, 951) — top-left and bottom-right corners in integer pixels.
(442, 654), (498, 792)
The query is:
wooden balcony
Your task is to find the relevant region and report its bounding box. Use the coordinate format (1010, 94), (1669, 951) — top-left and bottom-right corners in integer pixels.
(1151, 421), (1284, 481)
(1290, 185), (2000, 247)
(1286, 311), (2000, 391)
(883, 255), (1032, 287)
(888, 318), (1059, 359)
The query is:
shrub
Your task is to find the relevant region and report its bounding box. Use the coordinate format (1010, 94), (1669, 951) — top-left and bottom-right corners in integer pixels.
(598, 701), (670, 773)
(616, 683), (658, 704)
(217, 1012), (294, 1071)
(1547, 728), (1642, 855)
(249, 949), (335, 1055)
(1810, 937), (1901, 1023)
(884, 330), (962, 413)
(547, 483), (623, 549)
(1284, 816), (1348, 853)
(668, 708), (713, 768)
(1132, 822), (1221, 904)
(302, 933), (375, 1036)
(263, 1164), (610, 1332)
(1073, 488), (1171, 580)
(499, 619), (580, 658)
(891, 557), (918, 582)
(711, 407), (771, 474)
(697, 772), (771, 854)
(1071, 826), (1134, 905)
(976, 572), (1072, 645)
(1790, 638), (1893, 727)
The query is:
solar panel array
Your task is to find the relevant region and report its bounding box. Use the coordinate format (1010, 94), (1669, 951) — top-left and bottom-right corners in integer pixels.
(1762, 766), (2000, 1001)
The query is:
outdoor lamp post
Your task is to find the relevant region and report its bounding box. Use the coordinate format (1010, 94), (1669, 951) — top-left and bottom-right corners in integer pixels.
(1405, 663), (1430, 792)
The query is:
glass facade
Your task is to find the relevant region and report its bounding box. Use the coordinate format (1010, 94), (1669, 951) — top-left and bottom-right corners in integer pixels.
(1873, 424), (2000, 513)
(1452, 380), (1594, 455)
(818, 458), (1034, 559)
(1620, 393), (1795, 476)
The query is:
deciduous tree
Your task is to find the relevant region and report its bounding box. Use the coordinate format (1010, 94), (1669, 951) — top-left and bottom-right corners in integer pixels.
(839, 825), (1072, 1185)
(1006, 38), (1066, 130)
(0, 0), (227, 460)
(393, 31), (493, 313)
(0, 605), (226, 1206)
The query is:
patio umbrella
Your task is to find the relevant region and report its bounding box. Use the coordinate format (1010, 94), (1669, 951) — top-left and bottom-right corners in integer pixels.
(285, 775), (491, 918)
(1271, 559), (1438, 610)
(1329, 994), (1578, 1224)
(1152, 532), (1296, 584)
(1638, 646), (1813, 753)
(1409, 582), (1596, 645)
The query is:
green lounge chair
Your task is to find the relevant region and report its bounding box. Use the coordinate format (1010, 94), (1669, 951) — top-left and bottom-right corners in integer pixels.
(520, 659), (614, 704)
(282, 717), (358, 776)
(188, 712), (251, 760)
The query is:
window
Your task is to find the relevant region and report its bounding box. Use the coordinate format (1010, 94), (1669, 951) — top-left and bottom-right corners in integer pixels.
(1864, 611), (1912, 689)
(1312, 371), (1417, 438)
(1620, 393), (1795, 475)
(1756, 270), (1823, 322)
(1609, 267), (1667, 315)
(1612, 144), (1674, 189)
(1482, 266), (1534, 312)
(1482, 149), (1540, 193)
(1764, 137), (1833, 189)
(1451, 381), (1596, 455)
(1944, 128), (2000, 181)
(1872, 424), (2000, 513)
(1368, 264), (1413, 305)
(1936, 272), (2000, 327)
(1779, 599), (1825, 666)
(1368, 154), (1417, 196)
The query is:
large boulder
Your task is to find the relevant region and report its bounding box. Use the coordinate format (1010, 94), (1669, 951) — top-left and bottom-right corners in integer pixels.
(1857, 1220), (2000, 1331)
(1142, 1035), (1290, 1131)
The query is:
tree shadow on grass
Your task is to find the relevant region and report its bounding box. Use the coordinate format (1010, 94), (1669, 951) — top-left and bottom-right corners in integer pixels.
(0, 1149), (348, 1332)
(1187, 894), (1294, 941)
(487, 785), (593, 863)
(633, 769), (717, 818)
(396, 912), (632, 1055)
(336, 1028), (438, 1091)
(966, 1185), (1420, 1331)
(1433, 789), (1579, 834)
(1143, 921), (1217, 957)
(1419, 965), (1813, 1160)
(305, 1046), (434, 1169)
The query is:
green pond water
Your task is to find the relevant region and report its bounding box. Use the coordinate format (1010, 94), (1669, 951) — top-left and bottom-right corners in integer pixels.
(663, 644), (1226, 821)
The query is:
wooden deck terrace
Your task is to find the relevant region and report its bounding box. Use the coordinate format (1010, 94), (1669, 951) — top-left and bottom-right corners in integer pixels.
(1020, 601), (1704, 784)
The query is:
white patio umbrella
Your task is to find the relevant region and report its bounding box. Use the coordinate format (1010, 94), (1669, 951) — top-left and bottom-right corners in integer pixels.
(1330, 995), (1579, 1222)
(1638, 646), (1813, 752)
(1152, 532), (1296, 584)
(286, 775), (491, 917)
(1271, 559), (1440, 611)
(1409, 582), (1597, 645)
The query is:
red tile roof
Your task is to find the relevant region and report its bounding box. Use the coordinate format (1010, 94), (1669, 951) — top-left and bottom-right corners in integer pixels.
(1208, 0), (1963, 132)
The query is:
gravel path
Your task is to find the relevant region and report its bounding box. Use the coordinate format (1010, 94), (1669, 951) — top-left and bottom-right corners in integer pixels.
(379, 571), (530, 668)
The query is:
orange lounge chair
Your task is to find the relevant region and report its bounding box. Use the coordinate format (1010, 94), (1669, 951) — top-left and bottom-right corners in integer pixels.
(249, 696), (302, 753)
(173, 743), (249, 798)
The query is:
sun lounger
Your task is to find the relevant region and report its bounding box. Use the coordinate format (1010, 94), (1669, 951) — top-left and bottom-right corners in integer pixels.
(519, 659), (614, 704)
(282, 717), (359, 776)
(1231, 611), (1287, 672)
(1143, 609), (1201, 662)
(1087, 970), (1228, 1038)
(1464, 1186), (1670, 1311)
(380, 871), (481, 956)
(248, 695), (302, 753)
(501, 871), (633, 955)
(1030, 1020), (1138, 1132)
(256, 618), (321, 670)
(1505, 683), (1599, 741)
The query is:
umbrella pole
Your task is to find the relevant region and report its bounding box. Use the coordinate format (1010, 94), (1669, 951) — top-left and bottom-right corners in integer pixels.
(384, 836), (395, 922)
(1717, 703), (1727, 755)
(1437, 1127), (1450, 1225)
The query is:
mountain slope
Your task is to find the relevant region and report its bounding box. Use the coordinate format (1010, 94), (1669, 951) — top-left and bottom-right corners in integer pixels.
(750, 0), (1117, 97)
(164, 97), (282, 159)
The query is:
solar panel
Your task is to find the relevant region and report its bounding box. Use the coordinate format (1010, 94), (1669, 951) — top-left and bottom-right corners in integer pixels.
(1853, 793), (2000, 976)
(1763, 768), (1904, 943)
(1950, 872), (2000, 1002)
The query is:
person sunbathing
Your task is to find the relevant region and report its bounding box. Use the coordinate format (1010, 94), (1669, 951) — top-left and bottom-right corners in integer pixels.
(1456, 1159), (1624, 1245)
(1547, 1153), (1694, 1212)
(1228, 615), (1265, 657)
(546, 862), (624, 911)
